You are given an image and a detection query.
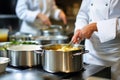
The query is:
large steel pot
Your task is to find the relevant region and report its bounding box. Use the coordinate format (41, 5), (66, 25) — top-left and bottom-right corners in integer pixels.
(40, 44), (87, 73)
(35, 35), (69, 45)
(7, 45), (42, 67)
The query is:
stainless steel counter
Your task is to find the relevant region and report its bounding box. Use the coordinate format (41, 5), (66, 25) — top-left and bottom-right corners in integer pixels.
(0, 64), (111, 80)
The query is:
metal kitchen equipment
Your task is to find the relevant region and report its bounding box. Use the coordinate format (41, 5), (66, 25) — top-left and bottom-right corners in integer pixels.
(0, 46), (7, 57)
(9, 32), (34, 41)
(0, 42), (9, 57)
(35, 35), (69, 45)
(7, 45), (42, 67)
(0, 57), (10, 73)
(40, 25), (64, 36)
(39, 44), (87, 73)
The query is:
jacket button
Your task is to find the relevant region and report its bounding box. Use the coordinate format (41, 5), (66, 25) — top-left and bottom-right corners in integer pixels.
(91, 3), (93, 6)
(89, 19), (92, 22)
(105, 3), (108, 6)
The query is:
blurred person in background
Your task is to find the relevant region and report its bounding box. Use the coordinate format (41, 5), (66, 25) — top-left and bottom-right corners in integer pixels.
(16, 0), (67, 35)
(72, 0), (120, 80)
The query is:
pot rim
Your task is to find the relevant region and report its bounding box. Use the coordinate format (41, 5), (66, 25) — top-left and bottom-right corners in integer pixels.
(7, 45), (41, 51)
(40, 43), (85, 52)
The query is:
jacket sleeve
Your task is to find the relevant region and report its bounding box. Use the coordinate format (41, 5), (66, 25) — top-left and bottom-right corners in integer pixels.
(74, 0), (90, 32)
(97, 18), (118, 43)
(50, 0), (61, 20)
(15, 0), (40, 23)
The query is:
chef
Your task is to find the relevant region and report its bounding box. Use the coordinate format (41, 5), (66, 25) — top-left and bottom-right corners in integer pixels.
(72, 0), (120, 80)
(15, 0), (67, 35)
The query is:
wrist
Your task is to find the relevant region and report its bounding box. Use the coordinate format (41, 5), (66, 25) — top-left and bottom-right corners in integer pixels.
(91, 23), (97, 31)
(36, 13), (42, 19)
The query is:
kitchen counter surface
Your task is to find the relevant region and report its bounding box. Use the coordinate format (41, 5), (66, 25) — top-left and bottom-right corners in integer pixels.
(0, 64), (111, 80)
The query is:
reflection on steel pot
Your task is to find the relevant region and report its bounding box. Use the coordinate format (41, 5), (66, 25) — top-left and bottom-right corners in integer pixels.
(7, 45), (42, 67)
(35, 35), (69, 45)
(40, 44), (87, 73)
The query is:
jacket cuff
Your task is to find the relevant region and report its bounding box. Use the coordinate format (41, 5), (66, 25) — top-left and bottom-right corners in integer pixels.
(97, 18), (117, 43)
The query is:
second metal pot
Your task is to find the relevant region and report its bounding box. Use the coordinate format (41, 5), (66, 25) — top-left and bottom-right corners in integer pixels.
(7, 45), (42, 67)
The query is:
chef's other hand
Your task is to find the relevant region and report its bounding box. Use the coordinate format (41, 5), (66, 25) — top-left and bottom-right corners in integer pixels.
(72, 23), (97, 43)
(37, 13), (51, 26)
(59, 10), (67, 25)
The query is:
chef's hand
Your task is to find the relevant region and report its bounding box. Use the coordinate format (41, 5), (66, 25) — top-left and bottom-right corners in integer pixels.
(37, 13), (51, 26)
(72, 29), (83, 43)
(72, 23), (97, 43)
(59, 10), (67, 25)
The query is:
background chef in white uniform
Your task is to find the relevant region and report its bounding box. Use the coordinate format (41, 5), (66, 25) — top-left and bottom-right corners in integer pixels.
(16, 0), (67, 35)
(71, 0), (120, 80)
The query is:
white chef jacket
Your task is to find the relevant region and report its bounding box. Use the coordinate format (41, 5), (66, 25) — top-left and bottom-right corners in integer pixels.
(75, 0), (120, 80)
(16, 0), (61, 35)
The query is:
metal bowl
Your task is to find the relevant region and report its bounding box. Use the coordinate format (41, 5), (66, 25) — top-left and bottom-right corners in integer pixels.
(0, 57), (10, 73)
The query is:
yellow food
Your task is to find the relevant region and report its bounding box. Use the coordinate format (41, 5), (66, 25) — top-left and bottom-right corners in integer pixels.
(56, 46), (80, 51)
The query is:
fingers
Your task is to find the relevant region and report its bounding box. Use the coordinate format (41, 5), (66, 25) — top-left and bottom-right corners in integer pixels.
(43, 19), (51, 26)
(72, 23), (96, 43)
(37, 13), (52, 26)
(72, 29), (83, 43)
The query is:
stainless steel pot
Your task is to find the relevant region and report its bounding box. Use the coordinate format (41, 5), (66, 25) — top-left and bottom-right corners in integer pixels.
(35, 35), (69, 45)
(7, 45), (42, 67)
(40, 25), (64, 36)
(40, 44), (87, 73)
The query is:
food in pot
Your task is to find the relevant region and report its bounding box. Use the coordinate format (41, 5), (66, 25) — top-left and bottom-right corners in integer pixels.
(43, 44), (81, 52)
(56, 46), (80, 51)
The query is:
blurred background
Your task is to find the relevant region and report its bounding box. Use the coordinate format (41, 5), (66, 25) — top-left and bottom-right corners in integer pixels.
(0, 0), (82, 32)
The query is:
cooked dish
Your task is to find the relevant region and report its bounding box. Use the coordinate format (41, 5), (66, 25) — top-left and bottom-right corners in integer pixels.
(43, 44), (81, 52)
(56, 46), (80, 51)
